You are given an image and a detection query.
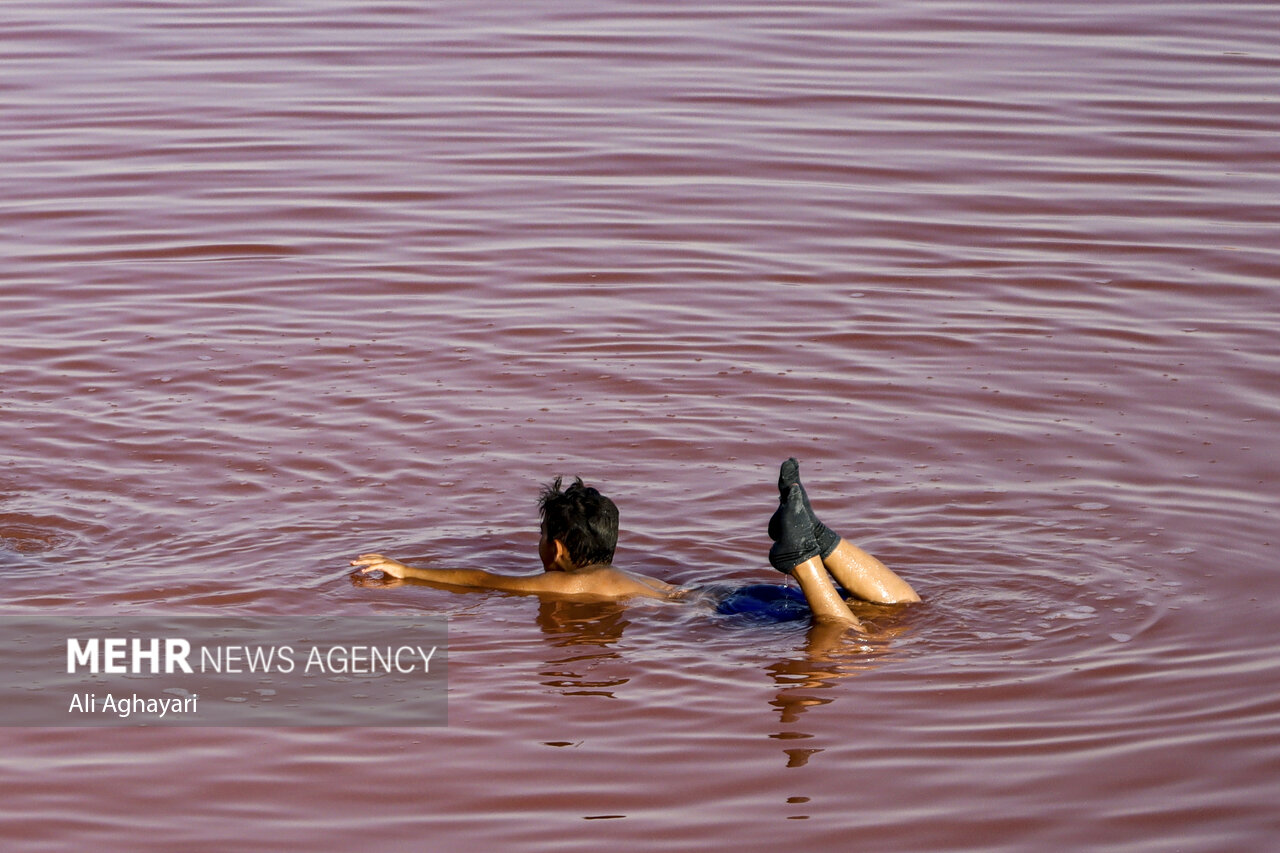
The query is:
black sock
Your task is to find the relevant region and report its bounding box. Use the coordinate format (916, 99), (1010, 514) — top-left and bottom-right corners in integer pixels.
(768, 484), (821, 574)
(776, 458), (840, 558)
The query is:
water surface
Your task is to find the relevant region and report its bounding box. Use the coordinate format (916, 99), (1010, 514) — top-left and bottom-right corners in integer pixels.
(2, 1), (1278, 850)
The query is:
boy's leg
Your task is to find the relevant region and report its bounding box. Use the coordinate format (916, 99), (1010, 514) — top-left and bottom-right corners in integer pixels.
(822, 539), (920, 604)
(775, 458), (920, 605)
(791, 556), (865, 629)
(769, 482), (863, 630)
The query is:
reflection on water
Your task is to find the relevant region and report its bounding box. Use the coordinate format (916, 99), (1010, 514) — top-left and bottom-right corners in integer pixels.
(535, 600), (633, 698)
(447, 578), (924, 771)
(535, 599), (633, 649)
(764, 609), (918, 768)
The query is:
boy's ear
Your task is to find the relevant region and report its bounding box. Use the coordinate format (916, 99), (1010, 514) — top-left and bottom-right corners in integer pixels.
(550, 538), (580, 570)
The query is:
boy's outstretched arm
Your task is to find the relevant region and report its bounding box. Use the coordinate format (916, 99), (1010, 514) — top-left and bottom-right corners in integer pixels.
(351, 553), (677, 600)
(351, 553), (555, 594)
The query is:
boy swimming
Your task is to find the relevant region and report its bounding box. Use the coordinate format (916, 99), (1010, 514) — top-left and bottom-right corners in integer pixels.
(351, 458), (919, 631)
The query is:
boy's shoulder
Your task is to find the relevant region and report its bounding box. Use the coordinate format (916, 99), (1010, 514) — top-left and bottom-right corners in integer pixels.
(545, 565), (676, 601)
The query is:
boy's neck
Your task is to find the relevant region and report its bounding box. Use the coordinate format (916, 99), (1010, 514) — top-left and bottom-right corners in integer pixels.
(551, 562), (611, 574)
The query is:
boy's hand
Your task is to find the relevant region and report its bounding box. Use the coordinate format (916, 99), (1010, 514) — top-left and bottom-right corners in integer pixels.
(350, 571), (407, 589)
(351, 553), (411, 578)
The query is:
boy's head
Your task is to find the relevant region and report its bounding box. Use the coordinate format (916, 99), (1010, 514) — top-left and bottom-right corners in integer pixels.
(537, 476), (619, 569)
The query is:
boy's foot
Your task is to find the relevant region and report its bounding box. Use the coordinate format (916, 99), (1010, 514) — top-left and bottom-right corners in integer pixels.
(774, 457), (840, 558)
(768, 484), (822, 575)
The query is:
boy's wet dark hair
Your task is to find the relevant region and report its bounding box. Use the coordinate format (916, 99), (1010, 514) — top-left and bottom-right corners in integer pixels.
(538, 476), (619, 567)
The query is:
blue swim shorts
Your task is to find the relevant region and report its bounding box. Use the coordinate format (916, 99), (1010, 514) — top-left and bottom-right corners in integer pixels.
(714, 583), (810, 623)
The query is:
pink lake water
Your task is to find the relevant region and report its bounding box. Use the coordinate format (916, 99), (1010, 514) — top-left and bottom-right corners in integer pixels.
(2, 0), (1279, 850)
